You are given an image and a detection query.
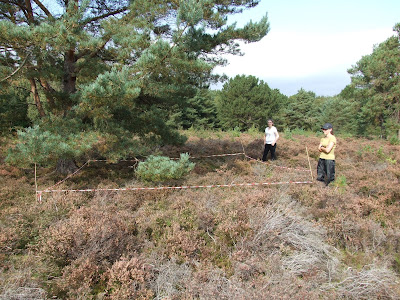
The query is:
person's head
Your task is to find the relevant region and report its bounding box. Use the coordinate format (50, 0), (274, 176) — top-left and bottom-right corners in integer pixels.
(321, 123), (333, 135)
(267, 119), (274, 127)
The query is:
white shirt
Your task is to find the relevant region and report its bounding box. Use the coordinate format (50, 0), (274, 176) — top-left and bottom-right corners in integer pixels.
(265, 126), (278, 144)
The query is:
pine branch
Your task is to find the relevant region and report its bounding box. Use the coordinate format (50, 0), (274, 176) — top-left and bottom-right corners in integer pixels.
(32, 0), (53, 18)
(75, 35), (112, 60)
(24, 0), (34, 23)
(80, 7), (129, 26)
(0, 54), (30, 82)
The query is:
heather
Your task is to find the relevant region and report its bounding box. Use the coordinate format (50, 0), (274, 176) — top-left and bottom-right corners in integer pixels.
(1, 131), (399, 299)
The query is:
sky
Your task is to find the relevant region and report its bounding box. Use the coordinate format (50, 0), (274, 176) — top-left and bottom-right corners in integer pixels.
(212, 0), (400, 96)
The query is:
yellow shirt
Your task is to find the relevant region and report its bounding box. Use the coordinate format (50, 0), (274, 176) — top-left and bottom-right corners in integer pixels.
(320, 135), (336, 160)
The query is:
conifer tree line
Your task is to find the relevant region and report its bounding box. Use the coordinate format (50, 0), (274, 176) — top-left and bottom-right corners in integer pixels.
(0, 0), (399, 171)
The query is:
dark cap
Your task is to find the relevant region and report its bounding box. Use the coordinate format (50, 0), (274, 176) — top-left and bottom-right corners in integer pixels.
(321, 123), (333, 130)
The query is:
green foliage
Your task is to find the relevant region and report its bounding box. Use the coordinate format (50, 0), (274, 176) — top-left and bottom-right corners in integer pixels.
(356, 144), (397, 165)
(135, 153), (195, 182)
(394, 254), (400, 274)
(283, 89), (321, 132)
(229, 126), (241, 138)
(389, 135), (400, 145)
(5, 125), (97, 167)
(283, 128), (294, 141)
(386, 157), (397, 165)
(246, 124), (261, 138)
(216, 75), (287, 131)
(332, 175), (347, 193)
(0, 0), (269, 166)
(376, 146), (397, 164)
(347, 23), (400, 138)
(178, 0), (206, 25)
(237, 14), (270, 42)
(282, 128), (314, 141)
(0, 86), (30, 134)
(318, 96), (358, 135)
(168, 89), (219, 130)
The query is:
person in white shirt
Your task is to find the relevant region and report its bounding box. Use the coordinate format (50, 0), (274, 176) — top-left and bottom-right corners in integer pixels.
(262, 119), (279, 161)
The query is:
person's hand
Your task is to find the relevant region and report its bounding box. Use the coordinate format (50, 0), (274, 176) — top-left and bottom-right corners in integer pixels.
(271, 142), (275, 146)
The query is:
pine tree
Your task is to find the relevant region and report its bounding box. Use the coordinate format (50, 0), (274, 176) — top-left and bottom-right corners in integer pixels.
(0, 0), (270, 172)
(347, 23), (400, 139)
(0, 86), (30, 134)
(283, 89), (320, 131)
(169, 89), (219, 130)
(216, 75), (286, 131)
(318, 96), (358, 135)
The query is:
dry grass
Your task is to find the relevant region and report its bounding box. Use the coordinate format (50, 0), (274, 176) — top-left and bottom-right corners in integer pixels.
(1, 132), (399, 299)
(322, 264), (400, 299)
(248, 196), (340, 279)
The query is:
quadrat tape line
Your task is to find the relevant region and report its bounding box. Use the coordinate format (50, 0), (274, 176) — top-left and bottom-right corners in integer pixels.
(36, 152), (314, 202)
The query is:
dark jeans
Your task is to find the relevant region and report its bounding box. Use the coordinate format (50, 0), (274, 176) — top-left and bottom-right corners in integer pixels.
(317, 158), (335, 186)
(262, 143), (277, 161)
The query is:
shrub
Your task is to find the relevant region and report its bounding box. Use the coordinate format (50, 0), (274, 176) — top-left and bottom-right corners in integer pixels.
(104, 256), (154, 300)
(332, 175), (347, 192)
(247, 124), (261, 138)
(135, 153), (195, 182)
(229, 126), (241, 137)
(283, 127), (294, 140)
(55, 256), (100, 299)
(389, 134), (400, 145)
(40, 207), (137, 266)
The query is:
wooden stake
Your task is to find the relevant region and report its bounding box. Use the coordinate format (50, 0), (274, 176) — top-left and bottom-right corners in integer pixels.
(34, 163), (38, 201)
(306, 147), (314, 181)
(240, 140), (246, 156)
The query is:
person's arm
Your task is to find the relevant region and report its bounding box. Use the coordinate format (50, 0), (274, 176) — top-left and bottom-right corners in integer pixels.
(320, 141), (334, 154)
(272, 129), (279, 146)
(318, 142), (323, 152)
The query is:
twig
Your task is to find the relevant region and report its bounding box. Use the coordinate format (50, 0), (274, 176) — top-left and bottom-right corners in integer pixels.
(306, 146), (314, 181)
(206, 228), (216, 244)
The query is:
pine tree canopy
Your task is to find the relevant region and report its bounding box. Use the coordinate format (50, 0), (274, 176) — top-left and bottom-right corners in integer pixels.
(284, 89), (320, 132)
(347, 23), (400, 138)
(215, 75), (287, 131)
(0, 0), (269, 167)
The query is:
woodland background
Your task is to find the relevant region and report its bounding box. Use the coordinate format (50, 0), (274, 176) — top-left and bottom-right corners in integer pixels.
(0, 0), (399, 299)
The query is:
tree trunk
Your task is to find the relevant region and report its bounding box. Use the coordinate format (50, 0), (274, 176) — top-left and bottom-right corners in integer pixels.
(39, 77), (57, 111)
(62, 49), (77, 116)
(398, 110), (400, 140)
(63, 49), (77, 95)
(24, 0), (34, 24)
(29, 78), (46, 118)
(56, 158), (78, 175)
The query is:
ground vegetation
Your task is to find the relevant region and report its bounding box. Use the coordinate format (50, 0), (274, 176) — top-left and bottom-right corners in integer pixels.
(1, 131), (399, 299)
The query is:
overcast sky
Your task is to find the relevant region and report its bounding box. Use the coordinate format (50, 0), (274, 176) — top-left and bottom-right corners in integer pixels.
(213, 0), (400, 96)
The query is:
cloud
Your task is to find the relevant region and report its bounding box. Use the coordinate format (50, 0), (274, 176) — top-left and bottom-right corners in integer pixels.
(214, 28), (395, 79)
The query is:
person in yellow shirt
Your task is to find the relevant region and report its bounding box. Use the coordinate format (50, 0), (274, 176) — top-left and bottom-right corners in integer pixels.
(317, 123), (336, 186)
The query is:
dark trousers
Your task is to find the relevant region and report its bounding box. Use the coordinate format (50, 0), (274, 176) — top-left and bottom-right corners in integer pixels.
(317, 158), (335, 185)
(262, 143), (277, 161)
